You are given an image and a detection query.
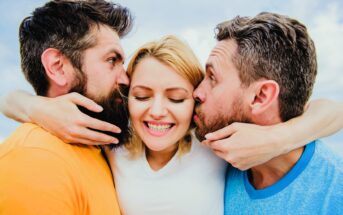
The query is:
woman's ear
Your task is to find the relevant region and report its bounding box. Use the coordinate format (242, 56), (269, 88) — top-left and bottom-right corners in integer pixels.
(249, 80), (280, 115)
(41, 48), (68, 87)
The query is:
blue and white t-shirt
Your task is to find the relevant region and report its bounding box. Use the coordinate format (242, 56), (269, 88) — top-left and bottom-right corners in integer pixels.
(224, 140), (343, 215)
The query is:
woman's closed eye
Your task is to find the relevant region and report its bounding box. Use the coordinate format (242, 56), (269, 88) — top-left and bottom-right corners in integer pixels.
(169, 98), (185, 103)
(134, 96), (150, 101)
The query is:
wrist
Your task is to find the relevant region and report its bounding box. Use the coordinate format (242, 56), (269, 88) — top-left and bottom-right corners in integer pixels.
(27, 95), (47, 124)
(269, 123), (293, 156)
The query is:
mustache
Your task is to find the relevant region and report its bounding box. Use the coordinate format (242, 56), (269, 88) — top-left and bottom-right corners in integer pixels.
(77, 84), (130, 147)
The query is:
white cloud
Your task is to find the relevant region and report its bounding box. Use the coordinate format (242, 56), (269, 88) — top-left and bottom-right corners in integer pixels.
(0, 43), (12, 60)
(180, 27), (215, 65)
(310, 3), (343, 99)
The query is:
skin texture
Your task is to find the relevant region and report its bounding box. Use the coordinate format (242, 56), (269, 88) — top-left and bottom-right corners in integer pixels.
(194, 40), (250, 141)
(79, 25), (128, 99)
(128, 57), (194, 170)
(194, 39), (306, 188)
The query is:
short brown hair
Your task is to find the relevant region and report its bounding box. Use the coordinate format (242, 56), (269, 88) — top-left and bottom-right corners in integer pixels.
(215, 12), (317, 121)
(19, 0), (133, 95)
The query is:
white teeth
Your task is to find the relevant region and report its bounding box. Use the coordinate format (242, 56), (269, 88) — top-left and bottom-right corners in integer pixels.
(147, 123), (172, 132)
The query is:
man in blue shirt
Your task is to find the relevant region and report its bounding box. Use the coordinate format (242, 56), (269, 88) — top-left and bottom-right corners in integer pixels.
(193, 12), (343, 214)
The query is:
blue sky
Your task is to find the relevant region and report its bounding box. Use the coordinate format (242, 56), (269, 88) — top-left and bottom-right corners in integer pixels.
(0, 0), (342, 155)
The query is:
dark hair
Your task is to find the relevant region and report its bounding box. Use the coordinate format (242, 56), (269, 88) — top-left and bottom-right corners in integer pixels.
(19, 0), (133, 95)
(215, 12), (317, 121)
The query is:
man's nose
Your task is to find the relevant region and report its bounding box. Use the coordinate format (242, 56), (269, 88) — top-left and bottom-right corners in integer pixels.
(193, 86), (205, 103)
(117, 66), (130, 86)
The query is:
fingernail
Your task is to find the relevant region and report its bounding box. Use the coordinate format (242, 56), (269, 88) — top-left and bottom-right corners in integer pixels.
(112, 139), (119, 144)
(205, 133), (212, 139)
(97, 105), (104, 112)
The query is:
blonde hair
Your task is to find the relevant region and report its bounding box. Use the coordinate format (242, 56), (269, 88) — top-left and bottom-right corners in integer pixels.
(125, 35), (204, 157)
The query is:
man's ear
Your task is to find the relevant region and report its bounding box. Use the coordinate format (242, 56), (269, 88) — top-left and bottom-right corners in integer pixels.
(41, 48), (67, 87)
(249, 80), (280, 115)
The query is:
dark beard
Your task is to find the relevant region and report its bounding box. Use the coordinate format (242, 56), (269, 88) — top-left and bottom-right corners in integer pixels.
(195, 98), (251, 141)
(194, 111), (229, 142)
(71, 80), (130, 149)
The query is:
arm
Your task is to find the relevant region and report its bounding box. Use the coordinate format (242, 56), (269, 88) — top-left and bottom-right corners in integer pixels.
(0, 90), (121, 145)
(277, 99), (343, 153)
(0, 90), (34, 123)
(204, 99), (343, 170)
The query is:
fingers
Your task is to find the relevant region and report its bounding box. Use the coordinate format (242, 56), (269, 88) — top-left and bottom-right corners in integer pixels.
(67, 92), (103, 113)
(202, 139), (229, 152)
(63, 127), (120, 145)
(204, 123), (239, 140)
(69, 137), (117, 146)
(80, 114), (122, 134)
(77, 128), (119, 144)
(212, 148), (250, 170)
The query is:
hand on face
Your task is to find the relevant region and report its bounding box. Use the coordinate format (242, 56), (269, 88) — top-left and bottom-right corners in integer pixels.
(29, 92), (123, 145)
(201, 122), (285, 170)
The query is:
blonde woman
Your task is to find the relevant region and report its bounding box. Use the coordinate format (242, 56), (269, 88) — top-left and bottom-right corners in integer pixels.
(108, 35), (226, 214)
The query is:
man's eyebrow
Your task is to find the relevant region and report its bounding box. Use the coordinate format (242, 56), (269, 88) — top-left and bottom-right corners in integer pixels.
(106, 48), (124, 61)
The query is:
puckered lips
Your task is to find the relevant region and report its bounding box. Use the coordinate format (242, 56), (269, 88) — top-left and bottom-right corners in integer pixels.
(193, 108), (202, 125)
(143, 121), (175, 137)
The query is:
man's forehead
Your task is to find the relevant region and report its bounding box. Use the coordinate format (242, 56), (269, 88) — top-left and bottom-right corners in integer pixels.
(210, 39), (237, 58)
(207, 39), (237, 65)
(93, 25), (125, 57)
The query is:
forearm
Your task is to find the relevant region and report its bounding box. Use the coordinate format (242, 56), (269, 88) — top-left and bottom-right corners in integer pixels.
(0, 90), (37, 123)
(276, 99), (343, 154)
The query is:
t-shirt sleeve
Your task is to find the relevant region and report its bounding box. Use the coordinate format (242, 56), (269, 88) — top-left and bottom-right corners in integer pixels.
(0, 147), (83, 215)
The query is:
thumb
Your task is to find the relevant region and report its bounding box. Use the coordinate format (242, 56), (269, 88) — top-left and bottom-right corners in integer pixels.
(205, 123), (239, 140)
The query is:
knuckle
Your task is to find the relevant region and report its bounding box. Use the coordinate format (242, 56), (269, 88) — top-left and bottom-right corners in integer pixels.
(75, 117), (87, 126)
(90, 132), (100, 140)
(240, 165), (249, 171)
(67, 127), (79, 136)
(235, 164), (243, 170)
(80, 139), (91, 145)
(62, 134), (73, 143)
(231, 161), (238, 168)
(225, 155), (234, 164)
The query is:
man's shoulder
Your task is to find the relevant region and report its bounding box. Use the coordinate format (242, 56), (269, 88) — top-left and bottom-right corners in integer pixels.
(1, 123), (78, 160)
(0, 124), (85, 199)
(0, 123), (77, 172)
(312, 140), (343, 174)
(305, 141), (343, 193)
(0, 124), (84, 214)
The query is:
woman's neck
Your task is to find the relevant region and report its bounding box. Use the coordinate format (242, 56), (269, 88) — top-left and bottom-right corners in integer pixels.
(146, 144), (178, 171)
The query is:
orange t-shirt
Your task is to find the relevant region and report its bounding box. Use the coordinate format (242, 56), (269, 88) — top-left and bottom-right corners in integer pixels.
(0, 123), (121, 215)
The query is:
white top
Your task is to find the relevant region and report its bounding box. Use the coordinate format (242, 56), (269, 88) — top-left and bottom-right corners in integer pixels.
(107, 135), (227, 215)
